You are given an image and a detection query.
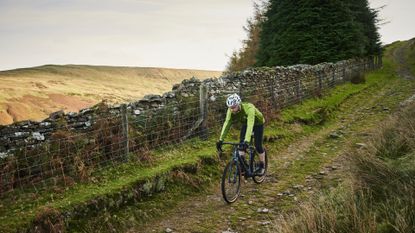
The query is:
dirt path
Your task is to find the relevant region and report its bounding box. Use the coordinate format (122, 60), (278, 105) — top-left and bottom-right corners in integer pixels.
(127, 45), (415, 233)
(392, 40), (415, 80)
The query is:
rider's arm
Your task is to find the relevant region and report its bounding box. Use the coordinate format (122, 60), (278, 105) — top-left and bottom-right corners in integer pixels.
(244, 106), (255, 143)
(219, 108), (232, 141)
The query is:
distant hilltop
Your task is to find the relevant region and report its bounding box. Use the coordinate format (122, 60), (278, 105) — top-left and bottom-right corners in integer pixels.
(0, 64), (222, 125)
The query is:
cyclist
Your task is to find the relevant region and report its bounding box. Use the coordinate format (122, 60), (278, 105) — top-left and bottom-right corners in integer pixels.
(216, 93), (266, 175)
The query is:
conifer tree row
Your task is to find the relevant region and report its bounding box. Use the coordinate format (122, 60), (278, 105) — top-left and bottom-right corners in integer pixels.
(226, 0), (381, 71)
(255, 0), (381, 66)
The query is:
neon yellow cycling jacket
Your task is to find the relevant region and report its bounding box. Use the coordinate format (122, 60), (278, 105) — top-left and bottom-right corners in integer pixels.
(219, 102), (265, 143)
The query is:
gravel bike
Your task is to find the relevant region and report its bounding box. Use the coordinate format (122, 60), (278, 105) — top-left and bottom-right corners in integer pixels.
(218, 136), (268, 203)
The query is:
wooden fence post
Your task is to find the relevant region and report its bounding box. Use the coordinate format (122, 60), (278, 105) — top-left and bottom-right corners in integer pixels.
(296, 78), (302, 103)
(378, 54), (383, 68)
(342, 66), (346, 82)
(375, 55), (379, 68)
(318, 71), (323, 91)
(121, 104), (129, 161)
(199, 84), (208, 140)
(271, 78), (278, 110)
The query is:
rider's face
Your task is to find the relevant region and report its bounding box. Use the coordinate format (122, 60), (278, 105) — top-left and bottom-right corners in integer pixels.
(229, 105), (240, 113)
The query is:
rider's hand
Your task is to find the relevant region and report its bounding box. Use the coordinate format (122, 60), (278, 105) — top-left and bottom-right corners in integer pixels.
(239, 141), (249, 151)
(216, 140), (223, 152)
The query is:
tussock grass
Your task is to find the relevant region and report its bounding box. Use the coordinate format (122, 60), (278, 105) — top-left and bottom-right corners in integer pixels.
(273, 99), (415, 233)
(274, 185), (378, 233)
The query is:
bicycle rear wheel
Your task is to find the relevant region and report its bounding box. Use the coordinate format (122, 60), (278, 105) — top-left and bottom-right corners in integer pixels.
(221, 160), (241, 203)
(252, 149), (268, 184)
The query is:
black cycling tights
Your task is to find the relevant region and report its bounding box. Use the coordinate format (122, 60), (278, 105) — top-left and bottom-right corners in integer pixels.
(239, 124), (265, 154)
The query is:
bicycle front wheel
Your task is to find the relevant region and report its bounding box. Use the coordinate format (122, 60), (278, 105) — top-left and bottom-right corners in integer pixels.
(221, 160), (241, 203)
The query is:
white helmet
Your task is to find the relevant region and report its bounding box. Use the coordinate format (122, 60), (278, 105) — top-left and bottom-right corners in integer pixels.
(226, 93), (241, 107)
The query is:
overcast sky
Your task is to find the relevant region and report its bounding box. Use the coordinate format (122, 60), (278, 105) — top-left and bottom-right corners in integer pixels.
(0, 0), (414, 71)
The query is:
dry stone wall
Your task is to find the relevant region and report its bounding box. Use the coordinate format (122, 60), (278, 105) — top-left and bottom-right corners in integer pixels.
(0, 57), (377, 159)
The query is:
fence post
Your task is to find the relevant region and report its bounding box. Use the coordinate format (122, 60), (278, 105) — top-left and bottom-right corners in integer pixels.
(378, 54), (383, 68)
(368, 58), (371, 71)
(375, 55), (379, 68)
(271, 78), (278, 110)
(342, 66), (346, 82)
(318, 71), (323, 92)
(199, 84), (209, 140)
(15, 153), (22, 191)
(238, 79), (243, 97)
(121, 104), (129, 161)
(296, 77), (302, 102)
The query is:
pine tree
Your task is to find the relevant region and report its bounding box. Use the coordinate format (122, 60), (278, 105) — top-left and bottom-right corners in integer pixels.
(256, 0), (381, 66)
(347, 0), (381, 56)
(225, 1), (268, 72)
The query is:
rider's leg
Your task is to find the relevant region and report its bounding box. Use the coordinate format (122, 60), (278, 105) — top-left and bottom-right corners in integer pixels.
(239, 125), (248, 162)
(254, 124), (265, 175)
(258, 152), (265, 163)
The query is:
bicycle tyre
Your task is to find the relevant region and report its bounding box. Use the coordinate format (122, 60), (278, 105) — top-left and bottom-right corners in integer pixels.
(252, 149), (268, 184)
(221, 160), (241, 203)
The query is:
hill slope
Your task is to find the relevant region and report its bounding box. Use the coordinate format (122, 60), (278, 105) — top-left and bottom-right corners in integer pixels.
(0, 65), (222, 125)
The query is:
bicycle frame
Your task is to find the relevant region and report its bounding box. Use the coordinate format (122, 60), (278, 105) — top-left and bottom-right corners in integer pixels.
(222, 141), (256, 178)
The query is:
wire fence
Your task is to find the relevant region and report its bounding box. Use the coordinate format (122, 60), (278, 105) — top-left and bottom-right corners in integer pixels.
(0, 58), (380, 196)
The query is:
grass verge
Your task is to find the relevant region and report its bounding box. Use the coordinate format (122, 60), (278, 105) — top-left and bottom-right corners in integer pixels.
(273, 101), (415, 233)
